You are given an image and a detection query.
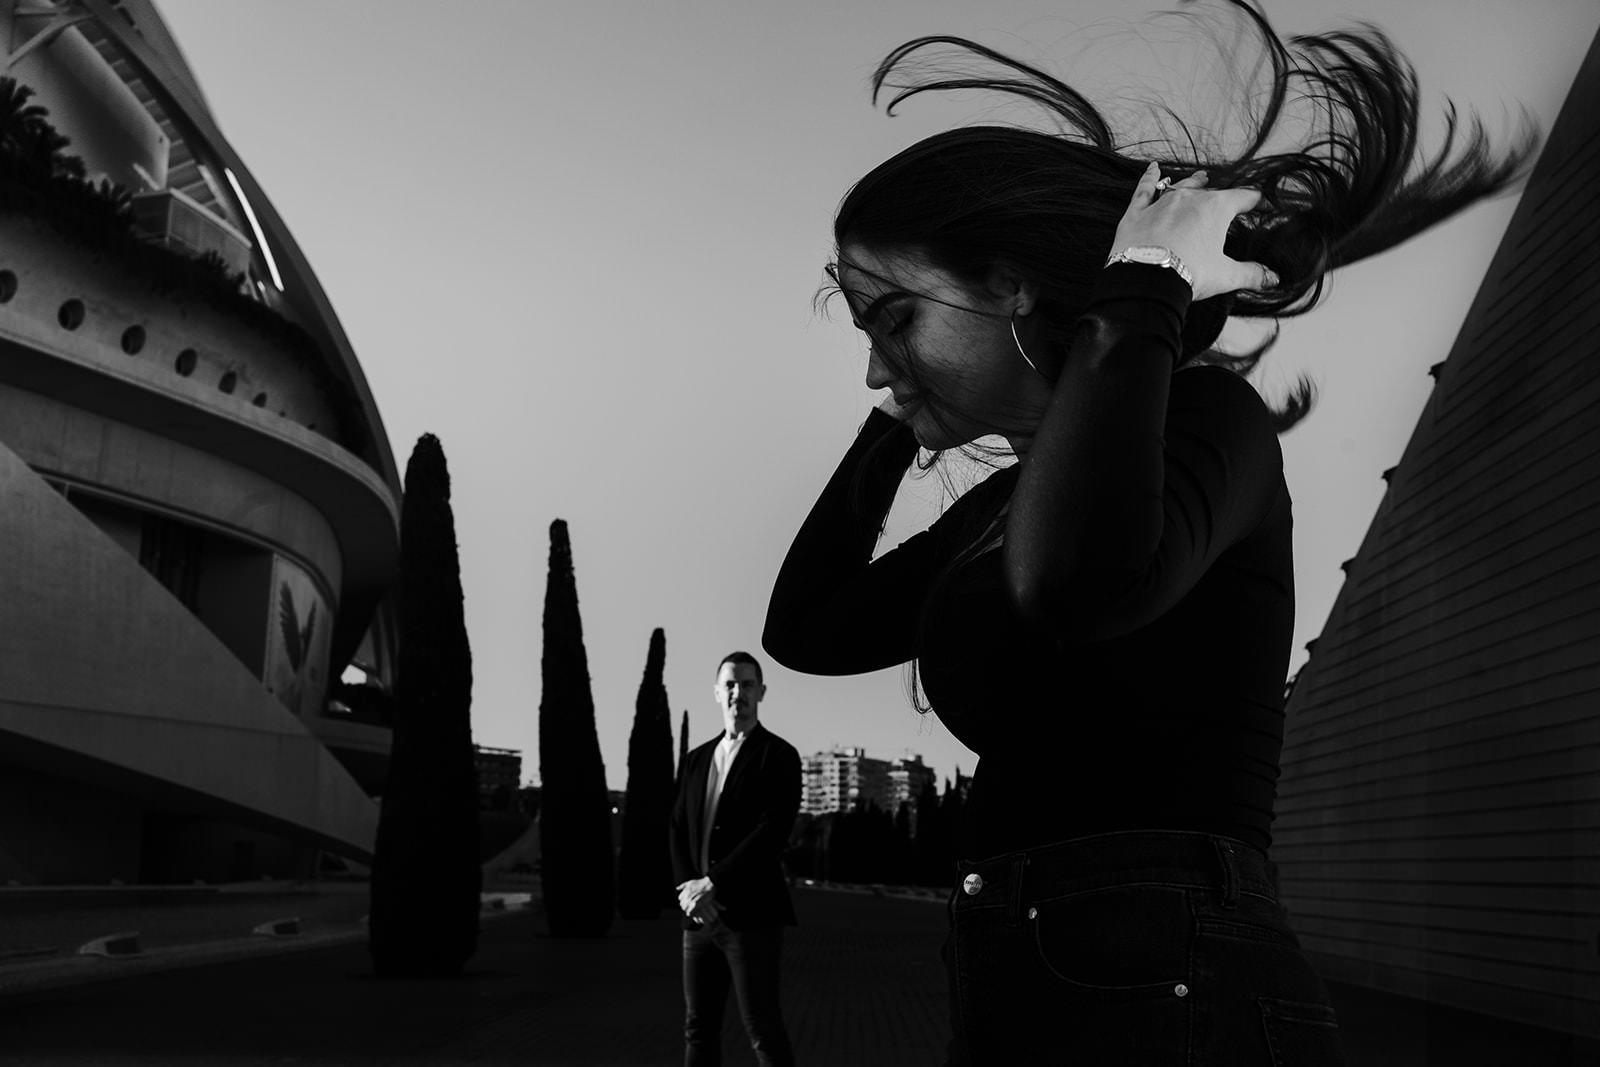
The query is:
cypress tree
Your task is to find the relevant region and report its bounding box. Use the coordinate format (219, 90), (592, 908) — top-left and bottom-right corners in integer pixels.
(891, 801), (913, 886)
(617, 628), (675, 919)
(911, 778), (945, 887)
(538, 520), (614, 937)
(369, 434), (480, 977)
(676, 709), (690, 786)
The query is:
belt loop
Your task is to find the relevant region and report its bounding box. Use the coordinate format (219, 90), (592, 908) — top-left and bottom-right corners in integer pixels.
(1214, 837), (1239, 910)
(1005, 855), (1028, 926)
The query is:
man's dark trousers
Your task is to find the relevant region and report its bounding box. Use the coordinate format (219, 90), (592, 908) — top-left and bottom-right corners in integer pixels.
(682, 922), (793, 1067)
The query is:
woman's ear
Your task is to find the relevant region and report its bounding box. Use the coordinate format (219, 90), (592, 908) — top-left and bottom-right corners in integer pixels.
(985, 262), (1038, 317)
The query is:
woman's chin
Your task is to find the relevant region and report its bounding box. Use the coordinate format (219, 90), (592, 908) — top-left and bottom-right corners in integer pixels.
(905, 411), (957, 451)
(908, 419), (973, 452)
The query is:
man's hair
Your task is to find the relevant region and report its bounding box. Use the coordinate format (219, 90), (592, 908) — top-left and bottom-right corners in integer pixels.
(717, 651), (763, 684)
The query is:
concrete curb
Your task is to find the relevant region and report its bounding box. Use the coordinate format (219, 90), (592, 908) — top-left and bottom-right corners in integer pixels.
(0, 928), (367, 998)
(251, 917), (302, 938)
(0, 905), (530, 998)
(77, 931), (143, 957)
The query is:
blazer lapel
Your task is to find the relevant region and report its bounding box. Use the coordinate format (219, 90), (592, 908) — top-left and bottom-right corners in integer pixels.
(718, 724), (766, 806)
(687, 741), (714, 859)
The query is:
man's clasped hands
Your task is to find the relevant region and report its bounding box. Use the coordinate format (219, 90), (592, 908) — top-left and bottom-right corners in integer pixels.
(676, 875), (722, 928)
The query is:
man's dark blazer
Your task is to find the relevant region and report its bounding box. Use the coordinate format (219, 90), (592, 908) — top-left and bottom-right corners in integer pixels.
(670, 722), (801, 932)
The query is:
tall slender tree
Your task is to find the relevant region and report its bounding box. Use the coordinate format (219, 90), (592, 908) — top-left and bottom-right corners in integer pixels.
(369, 434), (480, 977)
(617, 628), (675, 918)
(538, 520), (613, 936)
(677, 709), (690, 786)
(911, 778), (946, 887)
(891, 801), (913, 886)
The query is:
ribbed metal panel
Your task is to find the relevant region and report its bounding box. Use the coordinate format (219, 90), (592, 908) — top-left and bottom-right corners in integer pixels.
(1274, 30), (1600, 1040)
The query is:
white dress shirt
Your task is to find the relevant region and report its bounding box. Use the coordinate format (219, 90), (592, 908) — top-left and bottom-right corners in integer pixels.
(699, 728), (750, 875)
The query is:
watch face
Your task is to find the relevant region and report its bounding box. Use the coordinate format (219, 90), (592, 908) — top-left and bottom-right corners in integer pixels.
(1126, 246), (1169, 265)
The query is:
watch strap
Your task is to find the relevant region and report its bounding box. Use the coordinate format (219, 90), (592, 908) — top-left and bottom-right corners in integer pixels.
(1104, 245), (1193, 288)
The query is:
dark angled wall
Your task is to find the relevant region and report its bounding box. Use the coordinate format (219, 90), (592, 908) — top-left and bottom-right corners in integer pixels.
(1272, 29), (1600, 1041)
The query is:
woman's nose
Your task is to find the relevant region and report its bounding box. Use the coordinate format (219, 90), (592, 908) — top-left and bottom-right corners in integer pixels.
(865, 347), (894, 390)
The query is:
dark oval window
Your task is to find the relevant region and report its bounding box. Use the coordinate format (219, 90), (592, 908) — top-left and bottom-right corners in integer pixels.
(121, 325), (146, 355)
(0, 271), (17, 303)
(58, 299), (85, 330)
(252, 392), (268, 408)
(218, 371), (238, 394)
(175, 348), (197, 376)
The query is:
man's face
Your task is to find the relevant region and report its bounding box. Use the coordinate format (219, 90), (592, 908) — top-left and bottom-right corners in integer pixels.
(714, 662), (765, 737)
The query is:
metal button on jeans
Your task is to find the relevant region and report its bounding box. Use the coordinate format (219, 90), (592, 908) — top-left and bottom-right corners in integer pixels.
(962, 873), (984, 895)
(1174, 983), (1189, 998)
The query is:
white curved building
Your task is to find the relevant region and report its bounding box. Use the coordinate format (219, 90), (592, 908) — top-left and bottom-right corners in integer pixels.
(0, 0), (396, 883)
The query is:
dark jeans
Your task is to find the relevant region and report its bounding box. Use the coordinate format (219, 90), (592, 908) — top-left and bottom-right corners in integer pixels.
(943, 829), (1345, 1066)
(683, 923), (795, 1067)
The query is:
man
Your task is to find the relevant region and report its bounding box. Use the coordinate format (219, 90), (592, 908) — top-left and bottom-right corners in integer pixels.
(670, 651), (801, 1067)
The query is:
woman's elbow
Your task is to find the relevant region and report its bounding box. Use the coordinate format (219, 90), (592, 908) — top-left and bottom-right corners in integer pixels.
(761, 620), (800, 670)
(1004, 565), (1059, 629)
(762, 619), (826, 675)
(1004, 565), (1137, 643)
(762, 625), (880, 677)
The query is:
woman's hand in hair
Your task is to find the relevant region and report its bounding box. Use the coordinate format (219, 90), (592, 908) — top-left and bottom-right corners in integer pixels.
(1110, 162), (1278, 302)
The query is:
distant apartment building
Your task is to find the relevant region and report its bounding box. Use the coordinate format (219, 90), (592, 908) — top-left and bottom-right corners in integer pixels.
(802, 747), (934, 817)
(474, 746), (521, 810)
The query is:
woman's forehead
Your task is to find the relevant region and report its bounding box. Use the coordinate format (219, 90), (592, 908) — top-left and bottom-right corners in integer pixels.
(835, 244), (940, 305)
(837, 243), (912, 284)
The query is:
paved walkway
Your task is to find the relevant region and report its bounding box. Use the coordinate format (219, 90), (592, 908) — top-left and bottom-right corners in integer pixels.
(1, 885), (1593, 1065)
(0, 886), (950, 1066)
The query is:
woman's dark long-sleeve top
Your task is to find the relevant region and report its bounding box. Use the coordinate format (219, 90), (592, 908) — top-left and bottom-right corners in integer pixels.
(764, 264), (1295, 858)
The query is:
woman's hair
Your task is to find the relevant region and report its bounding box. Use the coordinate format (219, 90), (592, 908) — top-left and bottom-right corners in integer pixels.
(829, 0), (1536, 713)
(832, 0), (1537, 434)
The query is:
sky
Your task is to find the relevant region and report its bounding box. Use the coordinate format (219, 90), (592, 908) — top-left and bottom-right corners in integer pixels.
(151, 0), (1600, 791)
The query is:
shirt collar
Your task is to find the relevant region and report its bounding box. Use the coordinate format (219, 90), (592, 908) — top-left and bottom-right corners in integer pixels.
(723, 722), (759, 746)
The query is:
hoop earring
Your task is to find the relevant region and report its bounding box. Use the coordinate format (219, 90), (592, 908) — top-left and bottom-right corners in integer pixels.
(1010, 314), (1044, 379)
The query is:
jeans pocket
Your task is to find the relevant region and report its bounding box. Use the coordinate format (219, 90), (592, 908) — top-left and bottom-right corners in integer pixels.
(1259, 997), (1343, 1067)
(1030, 884), (1191, 997)
(1195, 914), (1302, 952)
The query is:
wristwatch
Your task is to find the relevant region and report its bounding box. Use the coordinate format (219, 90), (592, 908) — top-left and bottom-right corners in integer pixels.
(1104, 245), (1193, 288)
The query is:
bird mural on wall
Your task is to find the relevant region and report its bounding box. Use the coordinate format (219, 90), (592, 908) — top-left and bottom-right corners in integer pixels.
(276, 581), (318, 714)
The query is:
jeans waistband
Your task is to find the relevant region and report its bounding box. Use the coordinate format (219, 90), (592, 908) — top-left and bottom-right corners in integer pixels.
(954, 829), (1277, 913)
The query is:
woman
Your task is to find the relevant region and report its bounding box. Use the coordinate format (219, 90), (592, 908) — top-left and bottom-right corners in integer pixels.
(762, 3), (1533, 1064)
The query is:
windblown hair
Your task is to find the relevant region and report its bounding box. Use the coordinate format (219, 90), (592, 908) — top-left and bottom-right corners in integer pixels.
(833, 0), (1536, 434)
(829, 0), (1536, 714)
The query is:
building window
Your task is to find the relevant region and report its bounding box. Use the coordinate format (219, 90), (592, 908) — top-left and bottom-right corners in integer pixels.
(139, 513), (205, 611)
